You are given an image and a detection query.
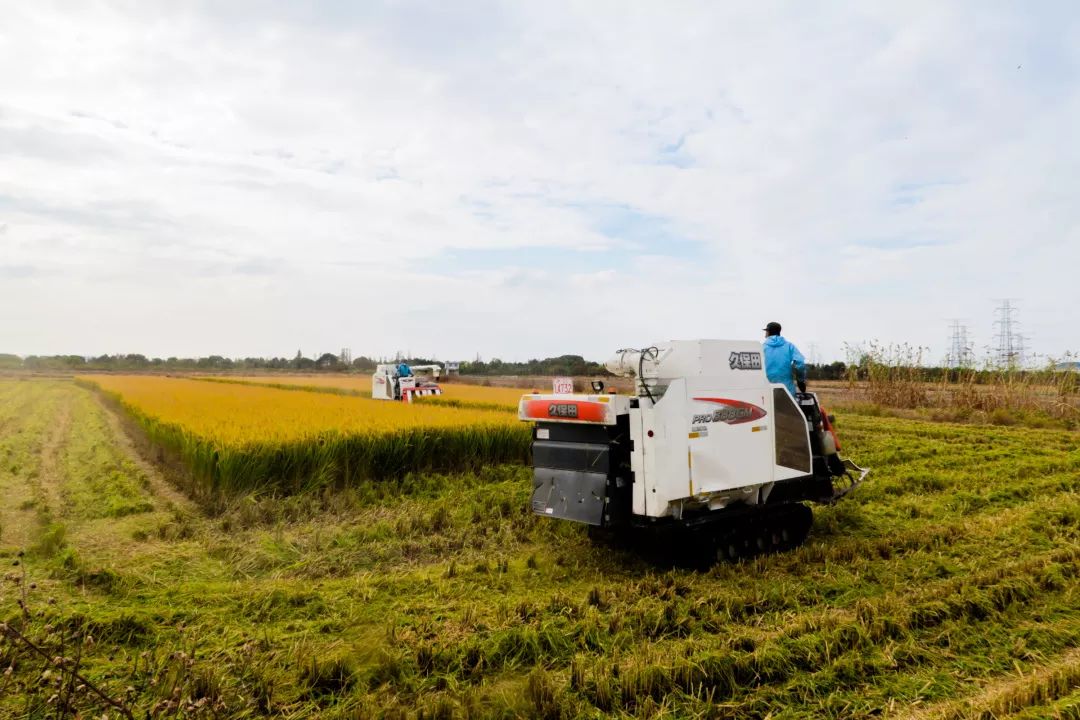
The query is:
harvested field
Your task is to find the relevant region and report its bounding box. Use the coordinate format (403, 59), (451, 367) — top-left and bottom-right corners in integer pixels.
(2, 378), (1079, 719)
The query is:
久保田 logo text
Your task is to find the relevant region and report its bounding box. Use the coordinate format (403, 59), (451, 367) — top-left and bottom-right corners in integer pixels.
(548, 403), (578, 418)
(729, 351), (762, 371)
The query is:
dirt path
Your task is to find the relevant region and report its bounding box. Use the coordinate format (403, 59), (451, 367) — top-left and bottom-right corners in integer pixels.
(34, 390), (72, 521)
(87, 386), (197, 514)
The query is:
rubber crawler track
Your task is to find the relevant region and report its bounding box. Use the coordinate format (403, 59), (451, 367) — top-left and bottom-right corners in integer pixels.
(589, 502), (815, 569)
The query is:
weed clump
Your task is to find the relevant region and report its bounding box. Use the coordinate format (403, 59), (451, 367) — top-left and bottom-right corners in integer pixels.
(32, 523), (66, 558)
(526, 668), (570, 719)
(300, 654), (357, 698)
(840, 341), (1080, 429)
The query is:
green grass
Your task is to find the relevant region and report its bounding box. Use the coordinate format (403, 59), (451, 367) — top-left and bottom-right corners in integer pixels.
(2, 378), (1079, 719)
(60, 388), (155, 519)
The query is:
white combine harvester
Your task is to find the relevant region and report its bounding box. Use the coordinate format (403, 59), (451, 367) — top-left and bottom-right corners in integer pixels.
(371, 363), (444, 402)
(518, 339), (868, 564)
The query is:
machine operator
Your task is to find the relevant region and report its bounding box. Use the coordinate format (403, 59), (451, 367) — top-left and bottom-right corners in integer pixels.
(763, 321), (807, 396)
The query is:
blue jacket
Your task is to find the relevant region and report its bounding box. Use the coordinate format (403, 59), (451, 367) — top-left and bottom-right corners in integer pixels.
(763, 335), (806, 396)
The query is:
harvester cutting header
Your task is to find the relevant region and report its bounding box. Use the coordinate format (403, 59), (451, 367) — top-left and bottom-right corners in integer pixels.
(518, 339), (868, 564)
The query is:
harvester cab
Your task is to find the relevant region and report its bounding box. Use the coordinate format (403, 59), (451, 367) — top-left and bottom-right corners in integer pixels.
(518, 340), (868, 564)
(372, 363), (445, 402)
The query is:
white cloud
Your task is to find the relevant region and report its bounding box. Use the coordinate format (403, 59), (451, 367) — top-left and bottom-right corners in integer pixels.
(0, 2), (1077, 362)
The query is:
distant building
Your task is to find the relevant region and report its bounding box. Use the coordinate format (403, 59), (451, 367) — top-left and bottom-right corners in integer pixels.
(1054, 361), (1080, 372)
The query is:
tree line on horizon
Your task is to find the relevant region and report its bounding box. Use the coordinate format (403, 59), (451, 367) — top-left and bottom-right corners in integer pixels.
(0, 351), (614, 377)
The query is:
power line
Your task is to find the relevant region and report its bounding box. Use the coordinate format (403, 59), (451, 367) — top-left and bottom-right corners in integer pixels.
(993, 299), (1024, 369)
(946, 319), (974, 368)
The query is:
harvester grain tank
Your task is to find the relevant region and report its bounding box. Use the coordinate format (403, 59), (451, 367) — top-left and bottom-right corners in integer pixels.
(518, 339), (868, 564)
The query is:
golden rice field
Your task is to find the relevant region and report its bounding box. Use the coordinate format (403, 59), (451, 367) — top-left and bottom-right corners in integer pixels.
(416, 382), (533, 408)
(212, 373), (376, 393)
(76, 375), (530, 498)
(198, 374), (528, 409)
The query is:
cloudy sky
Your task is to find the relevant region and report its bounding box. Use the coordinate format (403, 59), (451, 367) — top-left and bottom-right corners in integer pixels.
(1, 2), (1078, 363)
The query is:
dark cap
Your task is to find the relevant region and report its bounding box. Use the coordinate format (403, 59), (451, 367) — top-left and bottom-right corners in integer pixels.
(763, 322), (782, 335)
